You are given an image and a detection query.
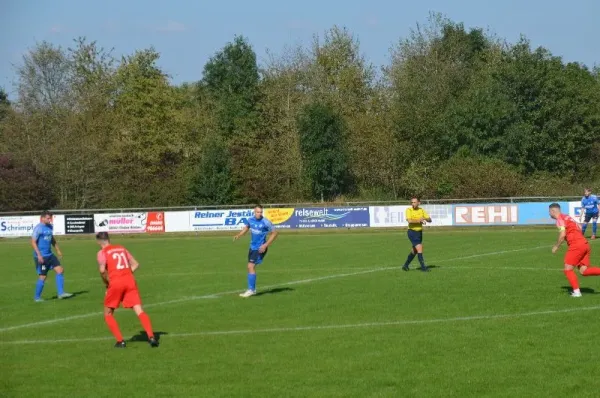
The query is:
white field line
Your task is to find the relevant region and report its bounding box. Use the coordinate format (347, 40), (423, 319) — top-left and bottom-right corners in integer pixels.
(0, 245), (550, 333)
(3, 305), (599, 345)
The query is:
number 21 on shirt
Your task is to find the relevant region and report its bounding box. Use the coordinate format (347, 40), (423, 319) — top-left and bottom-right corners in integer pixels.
(113, 252), (130, 270)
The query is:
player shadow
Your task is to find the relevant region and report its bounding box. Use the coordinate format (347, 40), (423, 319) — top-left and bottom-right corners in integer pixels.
(561, 286), (597, 294)
(254, 287), (295, 297)
(48, 290), (89, 300)
(129, 331), (168, 343)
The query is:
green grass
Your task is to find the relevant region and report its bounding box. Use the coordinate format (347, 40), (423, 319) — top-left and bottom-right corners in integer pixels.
(1, 228), (599, 397)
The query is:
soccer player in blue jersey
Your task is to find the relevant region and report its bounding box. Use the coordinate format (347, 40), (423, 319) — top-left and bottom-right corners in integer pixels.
(233, 204), (279, 297)
(32, 211), (73, 301)
(581, 188), (599, 240)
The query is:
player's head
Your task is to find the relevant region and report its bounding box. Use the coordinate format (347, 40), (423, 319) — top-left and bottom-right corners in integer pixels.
(40, 210), (52, 225)
(410, 197), (420, 209)
(95, 231), (110, 246)
(253, 204), (264, 219)
(548, 203), (561, 219)
(584, 188), (592, 197)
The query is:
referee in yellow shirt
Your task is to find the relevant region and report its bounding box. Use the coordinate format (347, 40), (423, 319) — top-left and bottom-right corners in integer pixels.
(402, 197), (432, 272)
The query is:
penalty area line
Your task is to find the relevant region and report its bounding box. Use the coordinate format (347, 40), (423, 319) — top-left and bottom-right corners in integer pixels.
(3, 305), (600, 345)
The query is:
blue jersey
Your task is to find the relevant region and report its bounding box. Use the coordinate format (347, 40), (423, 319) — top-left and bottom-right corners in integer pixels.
(582, 195), (599, 215)
(32, 222), (54, 257)
(244, 216), (273, 250)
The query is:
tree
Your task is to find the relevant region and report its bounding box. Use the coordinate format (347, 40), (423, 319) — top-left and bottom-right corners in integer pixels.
(297, 102), (352, 201)
(0, 154), (57, 212)
(187, 135), (235, 205)
(0, 88), (9, 122)
(201, 35), (260, 138)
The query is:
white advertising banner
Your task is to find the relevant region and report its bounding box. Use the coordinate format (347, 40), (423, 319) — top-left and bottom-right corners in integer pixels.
(94, 213), (149, 234)
(165, 211), (193, 232)
(0, 216), (40, 237)
(568, 201), (583, 221)
(369, 205), (453, 228)
(189, 209), (253, 231)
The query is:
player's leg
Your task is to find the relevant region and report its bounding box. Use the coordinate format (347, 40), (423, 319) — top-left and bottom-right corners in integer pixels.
(410, 231), (429, 271)
(564, 246), (585, 296)
(592, 215), (598, 239)
(402, 231), (418, 271)
(34, 257), (47, 301)
(50, 255), (73, 299)
(563, 264), (581, 297)
(240, 250), (259, 297)
(582, 214), (591, 235)
(104, 286), (126, 346)
(578, 246), (600, 276)
(125, 284), (158, 347)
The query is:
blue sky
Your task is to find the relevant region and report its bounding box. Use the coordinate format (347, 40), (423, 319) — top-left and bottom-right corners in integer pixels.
(2, 0), (598, 100)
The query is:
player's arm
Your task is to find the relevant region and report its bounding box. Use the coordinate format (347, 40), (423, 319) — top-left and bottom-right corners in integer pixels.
(31, 227), (43, 261)
(233, 224), (250, 241)
(264, 225), (279, 248)
(552, 227), (567, 253)
(97, 252), (109, 288)
(126, 251), (140, 273)
(51, 237), (63, 258)
(422, 210), (432, 223)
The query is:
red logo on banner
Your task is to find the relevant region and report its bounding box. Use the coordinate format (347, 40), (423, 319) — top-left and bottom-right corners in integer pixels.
(454, 205), (518, 224)
(146, 212), (165, 233)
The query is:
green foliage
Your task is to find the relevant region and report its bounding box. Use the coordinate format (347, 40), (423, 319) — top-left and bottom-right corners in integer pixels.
(188, 135), (235, 205)
(297, 102), (353, 201)
(3, 15), (599, 211)
(434, 155), (524, 198)
(0, 154), (57, 211)
(201, 35), (260, 137)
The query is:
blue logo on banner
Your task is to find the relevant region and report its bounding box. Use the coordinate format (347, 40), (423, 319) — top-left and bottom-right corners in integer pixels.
(282, 207), (370, 229)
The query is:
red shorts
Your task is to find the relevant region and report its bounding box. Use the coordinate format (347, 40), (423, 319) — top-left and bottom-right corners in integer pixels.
(104, 279), (142, 309)
(564, 242), (591, 267)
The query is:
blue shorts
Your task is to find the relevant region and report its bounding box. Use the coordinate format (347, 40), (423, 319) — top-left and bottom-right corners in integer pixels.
(248, 249), (268, 266)
(584, 213), (599, 223)
(407, 230), (423, 247)
(33, 254), (61, 276)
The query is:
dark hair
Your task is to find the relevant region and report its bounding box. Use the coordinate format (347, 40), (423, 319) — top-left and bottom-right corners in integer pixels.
(40, 210), (53, 217)
(411, 197), (420, 201)
(549, 203), (561, 210)
(96, 232), (110, 241)
(254, 204), (263, 209)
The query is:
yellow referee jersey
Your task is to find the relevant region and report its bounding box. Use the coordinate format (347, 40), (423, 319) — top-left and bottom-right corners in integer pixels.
(406, 207), (430, 231)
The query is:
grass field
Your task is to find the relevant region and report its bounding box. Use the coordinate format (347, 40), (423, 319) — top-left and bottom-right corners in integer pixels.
(2, 227), (600, 397)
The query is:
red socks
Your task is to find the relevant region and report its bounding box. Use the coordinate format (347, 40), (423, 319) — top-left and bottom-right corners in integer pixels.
(582, 267), (600, 276)
(564, 270), (579, 290)
(138, 312), (155, 339)
(104, 314), (123, 342)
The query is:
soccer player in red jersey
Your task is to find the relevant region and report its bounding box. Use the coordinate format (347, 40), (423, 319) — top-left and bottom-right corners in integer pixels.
(95, 232), (159, 348)
(549, 203), (600, 297)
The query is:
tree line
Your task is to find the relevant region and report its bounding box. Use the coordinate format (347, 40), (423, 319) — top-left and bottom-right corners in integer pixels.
(1, 13), (599, 212)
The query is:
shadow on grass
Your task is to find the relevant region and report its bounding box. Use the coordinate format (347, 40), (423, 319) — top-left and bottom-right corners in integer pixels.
(49, 290), (89, 300)
(129, 331), (168, 343)
(561, 286), (597, 294)
(255, 287), (295, 297)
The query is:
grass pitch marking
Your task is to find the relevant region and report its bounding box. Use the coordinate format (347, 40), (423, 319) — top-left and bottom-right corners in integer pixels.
(0, 245), (550, 333)
(3, 305), (599, 345)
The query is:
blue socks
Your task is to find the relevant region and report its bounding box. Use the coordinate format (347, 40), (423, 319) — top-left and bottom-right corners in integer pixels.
(404, 252), (416, 267)
(247, 273), (257, 291)
(417, 253), (426, 268)
(55, 273), (65, 296)
(593, 221), (598, 236)
(35, 279), (45, 299)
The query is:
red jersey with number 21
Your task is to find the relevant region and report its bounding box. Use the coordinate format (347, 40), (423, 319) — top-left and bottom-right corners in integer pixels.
(97, 245), (135, 284)
(555, 213), (586, 246)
